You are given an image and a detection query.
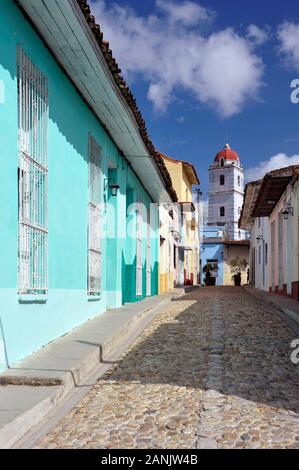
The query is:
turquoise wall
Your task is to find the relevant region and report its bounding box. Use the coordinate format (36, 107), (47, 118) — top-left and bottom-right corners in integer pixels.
(0, 0), (158, 372)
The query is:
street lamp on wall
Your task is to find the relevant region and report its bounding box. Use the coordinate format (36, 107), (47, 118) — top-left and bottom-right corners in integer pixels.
(109, 184), (120, 197)
(104, 177), (120, 197)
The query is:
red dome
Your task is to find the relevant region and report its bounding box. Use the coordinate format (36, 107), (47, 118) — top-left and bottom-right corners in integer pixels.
(215, 144), (239, 162)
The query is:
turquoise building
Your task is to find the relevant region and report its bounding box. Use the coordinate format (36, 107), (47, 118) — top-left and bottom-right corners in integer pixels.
(0, 0), (177, 372)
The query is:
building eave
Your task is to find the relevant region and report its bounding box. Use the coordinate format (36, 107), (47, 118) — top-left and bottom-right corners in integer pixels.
(239, 180), (263, 230)
(223, 240), (250, 247)
(252, 166), (299, 218)
(15, 0), (177, 203)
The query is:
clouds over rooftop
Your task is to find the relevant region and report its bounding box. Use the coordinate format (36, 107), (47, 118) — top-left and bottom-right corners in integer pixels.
(246, 153), (299, 182)
(91, 1), (265, 118)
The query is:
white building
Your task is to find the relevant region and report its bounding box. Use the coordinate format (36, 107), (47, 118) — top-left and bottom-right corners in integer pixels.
(239, 179), (270, 292)
(250, 217), (270, 291)
(208, 144), (246, 240)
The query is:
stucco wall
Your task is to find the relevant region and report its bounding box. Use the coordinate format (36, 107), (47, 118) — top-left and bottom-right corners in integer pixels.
(158, 205), (177, 293)
(0, 1), (158, 371)
(163, 159), (183, 201)
(250, 218), (270, 291)
(223, 245), (249, 286)
(162, 156), (200, 286)
(268, 182), (298, 296)
(208, 160), (245, 240)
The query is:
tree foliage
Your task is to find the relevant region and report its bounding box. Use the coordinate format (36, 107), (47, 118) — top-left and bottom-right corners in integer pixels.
(229, 257), (248, 275)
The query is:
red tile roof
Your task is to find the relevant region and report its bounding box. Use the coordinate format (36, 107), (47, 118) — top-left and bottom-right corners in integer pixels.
(215, 144), (239, 162)
(77, 0), (178, 202)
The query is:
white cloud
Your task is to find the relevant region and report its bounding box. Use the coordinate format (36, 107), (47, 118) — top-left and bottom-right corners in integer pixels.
(156, 0), (215, 26)
(177, 116), (185, 124)
(246, 24), (270, 46)
(246, 153), (299, 182)
(90, 1), (264, 117)
(278, 22), (299, 71)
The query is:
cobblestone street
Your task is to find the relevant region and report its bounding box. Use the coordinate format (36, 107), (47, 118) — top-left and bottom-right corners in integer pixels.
(36, 287), (299, 449)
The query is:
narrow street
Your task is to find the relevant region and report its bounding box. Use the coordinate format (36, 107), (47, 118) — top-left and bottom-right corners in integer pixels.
(35, 287), (299, 450)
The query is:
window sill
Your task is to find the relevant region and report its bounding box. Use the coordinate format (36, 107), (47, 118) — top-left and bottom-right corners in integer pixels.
(87, 294), (102, 302)
(18, 294), (48, 304)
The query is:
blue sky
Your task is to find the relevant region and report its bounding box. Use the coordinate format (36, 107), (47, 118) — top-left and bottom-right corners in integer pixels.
(91, 0), (299, 195)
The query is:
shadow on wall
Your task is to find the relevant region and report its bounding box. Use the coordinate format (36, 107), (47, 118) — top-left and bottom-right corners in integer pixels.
(94, 287), (299, 414)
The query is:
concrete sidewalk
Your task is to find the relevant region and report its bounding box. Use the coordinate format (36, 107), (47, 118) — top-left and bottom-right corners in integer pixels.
(245, 286), (299, 334)
(0, 287), (196, 449)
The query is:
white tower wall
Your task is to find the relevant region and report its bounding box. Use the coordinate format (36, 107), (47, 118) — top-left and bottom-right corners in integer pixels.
(208, 145), (246, 240)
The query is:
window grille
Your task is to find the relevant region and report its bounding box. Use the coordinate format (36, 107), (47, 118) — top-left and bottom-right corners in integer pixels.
(136, 201), (143, 297)
(17, 48), (48, 295)
(88, 135), (102, 295)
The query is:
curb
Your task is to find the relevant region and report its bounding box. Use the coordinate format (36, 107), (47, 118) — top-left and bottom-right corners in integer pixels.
(0, 290), (190, 449)
(244, 286), (299, 336)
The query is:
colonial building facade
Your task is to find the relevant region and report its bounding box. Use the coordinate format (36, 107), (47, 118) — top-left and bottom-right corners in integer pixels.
(240, 166), (299, 300)
(159, 153), (200, 290)
(0, 0), (179, 372)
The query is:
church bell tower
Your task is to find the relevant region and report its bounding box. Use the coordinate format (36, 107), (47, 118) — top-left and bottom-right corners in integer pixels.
(208, 144), (246, 240)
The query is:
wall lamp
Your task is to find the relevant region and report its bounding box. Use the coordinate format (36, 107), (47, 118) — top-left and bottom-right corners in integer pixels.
(109, 184), (120, 197)
(282, 207), (294, 220)
(104, 178), (120, 197)
(256, 235), (264, 243)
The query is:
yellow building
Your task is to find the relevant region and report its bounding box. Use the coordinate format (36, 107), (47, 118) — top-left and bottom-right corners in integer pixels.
(159, 153), (200, 290)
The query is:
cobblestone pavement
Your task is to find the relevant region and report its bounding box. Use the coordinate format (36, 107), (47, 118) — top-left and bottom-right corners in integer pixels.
(36, 288), (299, 449)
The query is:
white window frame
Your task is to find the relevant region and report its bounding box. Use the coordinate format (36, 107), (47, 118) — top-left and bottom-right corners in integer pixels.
(146, 208), (151, 297)
(136, 201), (143, 297)
(17, 47), (48, 295)
(88, 135), (102, 296)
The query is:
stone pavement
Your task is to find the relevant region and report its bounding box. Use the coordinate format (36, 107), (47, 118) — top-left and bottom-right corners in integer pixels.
(35, 287), (299, 449)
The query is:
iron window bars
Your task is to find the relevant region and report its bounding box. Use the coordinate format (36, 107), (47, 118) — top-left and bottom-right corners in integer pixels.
(17, 47), (48, 295)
